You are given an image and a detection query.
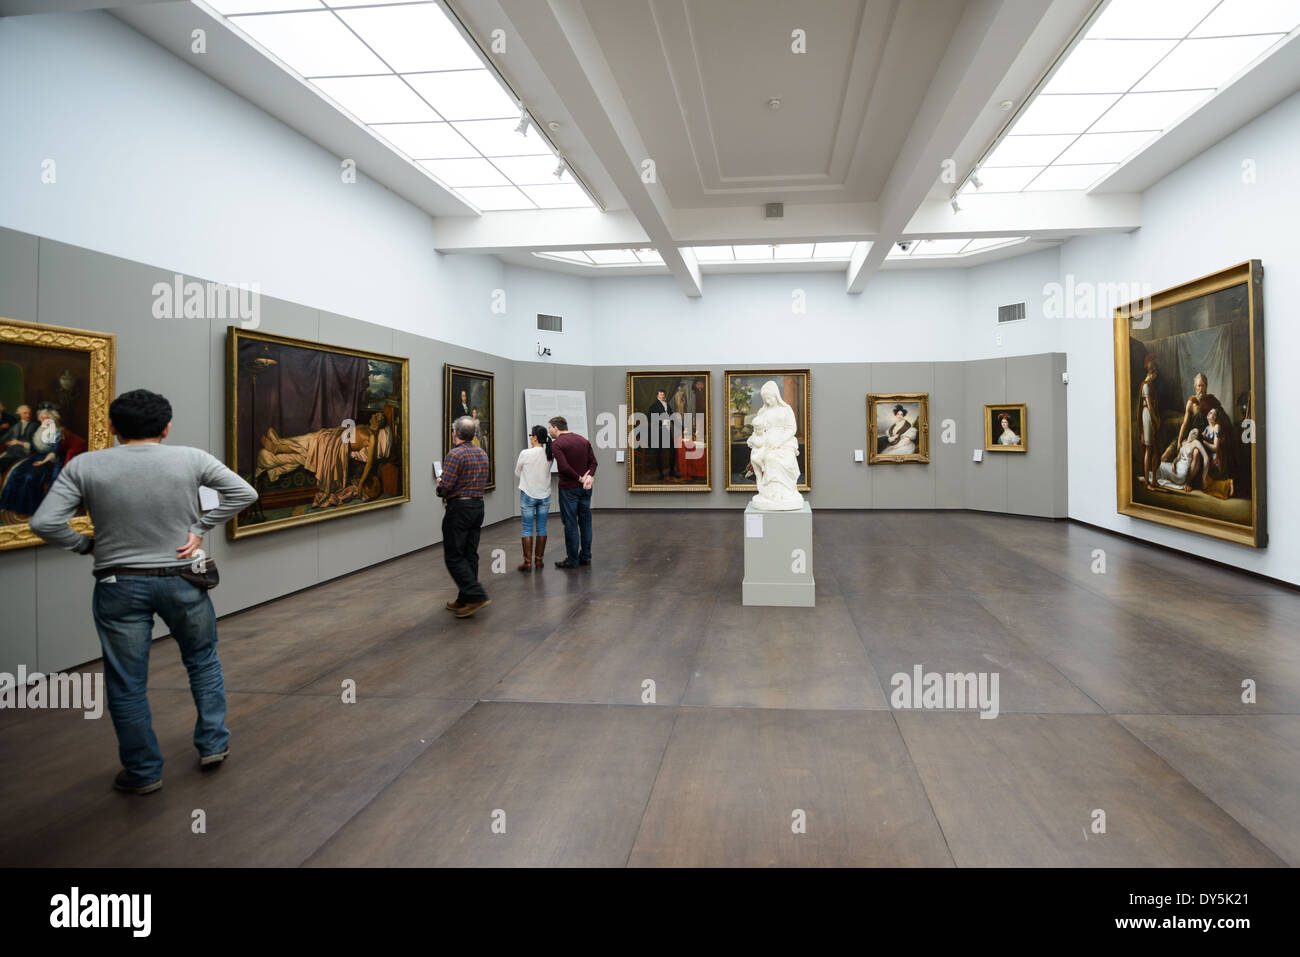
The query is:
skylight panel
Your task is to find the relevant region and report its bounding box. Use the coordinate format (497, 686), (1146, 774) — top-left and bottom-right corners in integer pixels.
(733, 245), (774, 260)
(1040, 40), (1177, 94)
(586, 249), (639, 265)
(772, 244), (816, 259)
(490, 155), (574, 185)
(912, 239), (969, 256)
(375, 123), (475, 158)
(537, 250), (594, 265)
(961, 167), (1043, 193)
(1133, 35), (1285, 91)
(209, 1), (324, 12)
(1011, 93), (1122, 134)
(812, 243), (857, 259)
(336, 4), (482, 73)
(692, 247), (735, 263)
(403, 70), (519, 121)
(451, 119), (551, 157)
(1085, 0), (1219, 39)
(635, 249), (664, 264)
(310, 75), (439, 123)
(232, 11), (388, 77)
(1024, 164), (1115, 190)
(1053, 131), (1158, 165)
(1189, 0), (1300, 37)
(418, 158), (510, 188)
(985, 134), (1076, 166)
(456, 186), (533, 210)
(962, 237), (1024, 253)
(519, 184), (592, 208)
(1088, 90), (1211, 132)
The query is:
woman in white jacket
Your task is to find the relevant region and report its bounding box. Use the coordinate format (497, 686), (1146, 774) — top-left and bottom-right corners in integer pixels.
(514, 425), (554, 570)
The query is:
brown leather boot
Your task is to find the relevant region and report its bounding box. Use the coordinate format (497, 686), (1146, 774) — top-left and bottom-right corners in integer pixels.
(518, 537), (533, 571)
(533, 535), (546, 568)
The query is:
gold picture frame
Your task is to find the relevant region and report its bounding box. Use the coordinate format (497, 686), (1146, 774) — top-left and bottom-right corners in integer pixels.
(444, 363), (496, 492)
(625, 371), (712, 491)
(0, 317), (115, 551)
(227, 328), (410, 539)
(724, 369), (811, 491)
(1114, 260), (1266, 548)
(985, 403), (1027, 452)
(867, 393), (930, 463)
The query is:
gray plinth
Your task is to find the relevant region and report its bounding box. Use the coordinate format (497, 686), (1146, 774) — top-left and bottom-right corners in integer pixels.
(742, 502), (815, 607)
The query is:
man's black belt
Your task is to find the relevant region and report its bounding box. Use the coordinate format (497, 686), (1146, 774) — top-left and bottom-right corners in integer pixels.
(94, 565), (189, 579)
(444, 496), (484, 502)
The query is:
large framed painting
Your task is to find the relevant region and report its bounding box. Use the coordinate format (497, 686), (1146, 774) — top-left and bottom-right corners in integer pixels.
(444, 364), (495, 491)
(0, 318), (115, 550)
(724, 370), (810, 491)
(625, 371), (711, 491)
(1114, 260), (1266, 547)
(985, 403), (1027, 452)
(226, 328), (409, 539)
(867, 393), (930, 463)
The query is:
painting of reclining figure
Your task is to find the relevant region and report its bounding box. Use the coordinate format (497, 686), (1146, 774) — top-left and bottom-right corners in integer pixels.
(227, 328), (409, 539)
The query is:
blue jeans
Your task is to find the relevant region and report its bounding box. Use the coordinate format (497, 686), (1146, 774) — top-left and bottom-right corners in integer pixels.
(520, 491), (550, 537)
(558, 486), (593, 563)
(92, 575), (230, 785)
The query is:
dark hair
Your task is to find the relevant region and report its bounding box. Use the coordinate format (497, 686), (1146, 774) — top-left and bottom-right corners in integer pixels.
(110, 389), (172, 439)
(892, 404), (906, 416)
(531, 424), (554, 461)
(548, 416), (567, 431)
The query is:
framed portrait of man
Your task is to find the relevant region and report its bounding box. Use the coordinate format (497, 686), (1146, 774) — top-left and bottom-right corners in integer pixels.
(626, 371), (711, 491)
(0, 317), (115, 551)
(724, 370), (810, 492)
(984, 404), (1027, 452)
(226, 328), (409, 539)
(867, 393), (930, 464)
(444, 364), (495, 492)
(1114, 260), (1265, 547)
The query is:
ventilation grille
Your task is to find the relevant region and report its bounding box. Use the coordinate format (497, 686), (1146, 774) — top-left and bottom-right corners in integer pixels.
(998, 302), (1026, 324)
(537, 313), (563, 333)
(765, 202), (784, 219)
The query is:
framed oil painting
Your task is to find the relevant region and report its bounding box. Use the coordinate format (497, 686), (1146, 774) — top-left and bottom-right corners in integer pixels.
(724, 370), (810, 492)
(867, 393), (930, 463)
(444, 364), (495, 492)
(985, 403), (1027, 452)
(0, 317), (115, 550)
(226, 328), (409, 539)
(1114, 260), (1266, 548)
(626, 371), (711, 491)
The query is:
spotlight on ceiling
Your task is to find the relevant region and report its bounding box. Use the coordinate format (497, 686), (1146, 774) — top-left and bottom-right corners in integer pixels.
(515, 108), (530, 136)
(970, 173), (983, 190)
(951, 199), (961, 214)
(554, 159), (567, 179)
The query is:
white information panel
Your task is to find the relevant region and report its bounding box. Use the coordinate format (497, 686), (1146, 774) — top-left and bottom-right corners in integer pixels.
(523, 389), (590, 472)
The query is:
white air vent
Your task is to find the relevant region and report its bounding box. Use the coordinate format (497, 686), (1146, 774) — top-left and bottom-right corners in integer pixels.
(998, 302), (1026, 324)
(537, 313), (563, 333)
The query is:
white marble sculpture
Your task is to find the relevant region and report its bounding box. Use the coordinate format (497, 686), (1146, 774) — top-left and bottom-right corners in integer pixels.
(747, 380), (804, 511)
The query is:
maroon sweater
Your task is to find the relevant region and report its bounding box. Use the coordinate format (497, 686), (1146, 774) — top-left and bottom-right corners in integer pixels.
(551, 432), (597, 490)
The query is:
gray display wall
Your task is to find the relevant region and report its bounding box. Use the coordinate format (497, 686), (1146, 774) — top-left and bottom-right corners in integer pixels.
(0, 225), (1066, 676)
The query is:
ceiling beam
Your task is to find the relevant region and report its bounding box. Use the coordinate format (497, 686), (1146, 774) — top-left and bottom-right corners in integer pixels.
(847, 0), (1059, 293)
(495, 0), (702, 296)
(902, 191), (1141, 237)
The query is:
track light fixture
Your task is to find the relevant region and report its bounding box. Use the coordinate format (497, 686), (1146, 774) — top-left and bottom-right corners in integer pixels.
(950, 199), (961, 214)
(970, 173), (983, 189)
(515, 108), (530, 136)
(554, 159), (567, 179)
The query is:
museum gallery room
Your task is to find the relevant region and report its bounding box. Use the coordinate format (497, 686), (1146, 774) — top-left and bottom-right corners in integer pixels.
(2, 0), (1299, 878)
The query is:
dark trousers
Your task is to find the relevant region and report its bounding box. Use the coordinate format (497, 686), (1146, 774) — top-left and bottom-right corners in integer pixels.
(558, 486), (593, 563)
(442, 499), (487, 604)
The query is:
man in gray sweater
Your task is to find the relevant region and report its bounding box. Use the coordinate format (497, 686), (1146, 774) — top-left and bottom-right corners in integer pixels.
(31, 389), (257, 795)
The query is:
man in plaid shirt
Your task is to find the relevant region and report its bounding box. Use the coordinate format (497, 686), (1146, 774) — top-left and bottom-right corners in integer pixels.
(437, 415), (491, 617)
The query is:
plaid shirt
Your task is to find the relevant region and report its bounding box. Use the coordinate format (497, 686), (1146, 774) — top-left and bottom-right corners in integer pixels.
(438, 442), (489, 499)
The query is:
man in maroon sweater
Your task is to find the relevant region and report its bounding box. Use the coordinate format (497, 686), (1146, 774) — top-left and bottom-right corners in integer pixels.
(547, 416), (596, 568)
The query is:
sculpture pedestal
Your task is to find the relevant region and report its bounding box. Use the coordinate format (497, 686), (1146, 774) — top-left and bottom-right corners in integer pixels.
(742, 502), (815, 607)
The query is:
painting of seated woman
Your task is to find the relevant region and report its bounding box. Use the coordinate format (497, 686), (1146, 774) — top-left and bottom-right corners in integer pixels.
(227, 329), (409, 539)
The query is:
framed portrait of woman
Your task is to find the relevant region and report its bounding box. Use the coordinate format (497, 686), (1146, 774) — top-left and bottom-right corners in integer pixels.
(984, 404), (1027, 452)
(226, 328), (409, 539)
(443, 364), (495, 492)
(867, 393), (930, 464)
(724, 370), (810, 492)
(0, 317), (115, 551)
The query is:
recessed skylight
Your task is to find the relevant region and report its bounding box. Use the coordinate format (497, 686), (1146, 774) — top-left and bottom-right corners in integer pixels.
(971, 0), (1300, 194)
(531, 249), (661, 268)
(886, 237), (1029, 259)
(205, 0), (596, 211)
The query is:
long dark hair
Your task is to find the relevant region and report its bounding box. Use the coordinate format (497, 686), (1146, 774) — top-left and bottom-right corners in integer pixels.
(531, 424), (553, 461)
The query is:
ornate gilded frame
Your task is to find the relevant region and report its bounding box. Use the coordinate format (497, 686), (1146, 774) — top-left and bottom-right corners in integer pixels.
(723, 369), (811, 492)
(625, 371), (712, 492)
(867, 393), (930, 464)
(443, 363), (496, 492)
(0, 317), (115, 551)
(227, 327), (410, 539)
(1113, 260), (1266, 548)
(984, 403), (1028, 453)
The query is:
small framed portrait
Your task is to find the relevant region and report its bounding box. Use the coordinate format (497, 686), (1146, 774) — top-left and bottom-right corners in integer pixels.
(867, 393), (930, 464)
(444, 364), (496, 492)
(985, 404), (1027, 452)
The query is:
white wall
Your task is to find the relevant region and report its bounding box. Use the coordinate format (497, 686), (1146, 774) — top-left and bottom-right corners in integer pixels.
(1061, 88), (1300, 584)
(0, 10), (588, 364)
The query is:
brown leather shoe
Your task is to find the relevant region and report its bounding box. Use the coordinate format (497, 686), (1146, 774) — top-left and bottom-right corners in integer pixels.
(445, 599), (463, 611)
(454, 599), (491, 618)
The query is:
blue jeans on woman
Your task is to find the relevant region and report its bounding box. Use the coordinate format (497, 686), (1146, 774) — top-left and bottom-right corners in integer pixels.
(520, 491), (550, 537)
(92, 574), (230, 785)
